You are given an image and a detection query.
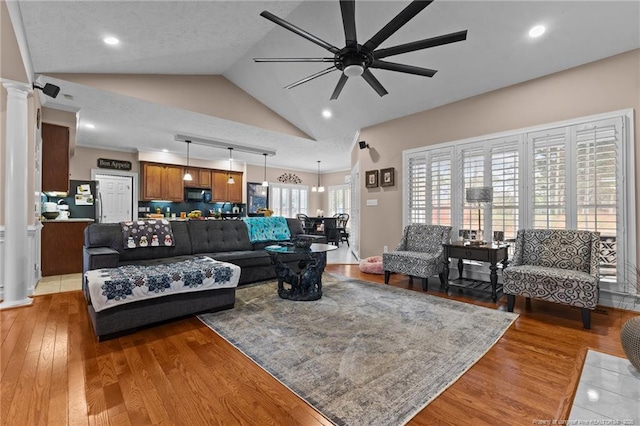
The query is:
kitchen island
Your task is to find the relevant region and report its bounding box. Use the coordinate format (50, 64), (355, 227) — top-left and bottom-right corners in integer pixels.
(41, 218), (94, 276)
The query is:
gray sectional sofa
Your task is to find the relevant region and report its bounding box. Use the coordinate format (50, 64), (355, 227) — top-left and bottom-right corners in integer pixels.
(82, 218), (324, 339)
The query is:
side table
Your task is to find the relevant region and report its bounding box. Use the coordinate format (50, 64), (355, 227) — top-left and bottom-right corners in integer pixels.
(440, 242), (509, 302)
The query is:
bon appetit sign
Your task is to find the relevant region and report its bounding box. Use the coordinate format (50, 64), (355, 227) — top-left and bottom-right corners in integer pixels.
(97, 158), (132, 171)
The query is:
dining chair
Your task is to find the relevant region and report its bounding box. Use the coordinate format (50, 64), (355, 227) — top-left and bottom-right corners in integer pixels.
(322, 217), (341, 246)
(296, 213), (317, 234)
(336, 213), (350, 246)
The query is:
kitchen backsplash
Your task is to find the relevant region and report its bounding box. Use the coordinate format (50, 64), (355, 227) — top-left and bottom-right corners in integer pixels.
(138, 201), (245, 218)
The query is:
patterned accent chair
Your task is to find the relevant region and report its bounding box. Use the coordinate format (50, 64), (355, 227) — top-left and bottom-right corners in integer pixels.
(503, 229), (600, 329)
(383, 224), (452, 291)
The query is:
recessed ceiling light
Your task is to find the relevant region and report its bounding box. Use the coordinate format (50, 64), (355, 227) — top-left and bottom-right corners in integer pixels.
(103, 36), (120, 46)
(529, 25), (546, 38)
(85, 123), (95, 129)
(322, 109), (332, 119)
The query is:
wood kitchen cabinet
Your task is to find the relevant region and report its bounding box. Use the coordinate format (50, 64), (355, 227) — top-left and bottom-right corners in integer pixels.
(212, 170), (243, 203)
(141, 162), (184, 201)
(42, 123), (70, 192)
(41, 220), (91, 276)
(184, 168), (211, 189)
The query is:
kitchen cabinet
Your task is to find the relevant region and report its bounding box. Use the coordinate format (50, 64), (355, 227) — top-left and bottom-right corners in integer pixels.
(42, 123), (70, 192)
(41, 220), (91, 276)
(184, 168), (211, 189)
(141, 162), (184, 201)
(212, 170), (243, 203)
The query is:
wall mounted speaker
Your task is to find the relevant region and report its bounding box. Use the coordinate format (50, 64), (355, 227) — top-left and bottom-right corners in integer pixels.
(33, 82), (60, 99)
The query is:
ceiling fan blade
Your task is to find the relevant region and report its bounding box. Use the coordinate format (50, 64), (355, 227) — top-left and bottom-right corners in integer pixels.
(284, 66), (338, 90)
(330, 74), (349, 100)
(260, 11), (341, 54)
(371, 60), (437, 77)
(374, 30), (468, 59)
(362, 69), (388, 97)
(363, 1), (433, 52)
(340, 0), (357, 48)
(254, 58), (335, 63)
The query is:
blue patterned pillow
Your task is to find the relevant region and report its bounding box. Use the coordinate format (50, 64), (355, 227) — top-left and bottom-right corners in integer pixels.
(243, 217), (291, 243)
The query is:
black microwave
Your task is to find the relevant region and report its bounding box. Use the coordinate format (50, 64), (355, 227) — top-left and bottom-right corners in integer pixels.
(185, 188), (211, 202)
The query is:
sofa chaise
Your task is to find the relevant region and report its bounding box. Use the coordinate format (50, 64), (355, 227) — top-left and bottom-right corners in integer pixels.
(82, 217), (324, 339)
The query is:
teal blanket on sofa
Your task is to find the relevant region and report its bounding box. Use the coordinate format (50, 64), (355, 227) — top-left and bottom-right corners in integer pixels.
(243, 216), (291, 243)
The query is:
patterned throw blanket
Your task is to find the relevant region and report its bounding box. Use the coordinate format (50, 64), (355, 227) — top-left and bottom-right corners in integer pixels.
(84, 256), (240, 312)
(121, 219), (175, 249)
(243, 216), (291, 243)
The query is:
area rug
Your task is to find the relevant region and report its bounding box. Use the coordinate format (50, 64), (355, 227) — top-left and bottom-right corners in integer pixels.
(198, 274), (518, 426)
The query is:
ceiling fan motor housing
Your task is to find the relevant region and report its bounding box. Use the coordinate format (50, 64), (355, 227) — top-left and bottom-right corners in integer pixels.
(336, 46), (372, 77)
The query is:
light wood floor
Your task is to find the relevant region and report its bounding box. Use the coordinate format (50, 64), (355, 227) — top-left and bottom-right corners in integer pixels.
(2, 265), (634, 426)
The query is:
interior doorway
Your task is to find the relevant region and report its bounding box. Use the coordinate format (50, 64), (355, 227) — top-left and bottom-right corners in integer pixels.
(92, 170), (138, 223)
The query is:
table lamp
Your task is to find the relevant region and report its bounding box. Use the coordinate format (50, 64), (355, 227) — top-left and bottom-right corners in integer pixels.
(465, 187), (493, 245)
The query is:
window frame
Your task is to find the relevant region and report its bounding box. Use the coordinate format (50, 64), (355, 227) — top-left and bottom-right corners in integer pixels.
(270, 182), (309, 218)
(402, 109), (635, 295)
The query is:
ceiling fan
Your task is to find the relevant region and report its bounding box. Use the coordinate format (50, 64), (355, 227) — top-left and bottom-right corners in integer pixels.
(254, 0), (467, 100)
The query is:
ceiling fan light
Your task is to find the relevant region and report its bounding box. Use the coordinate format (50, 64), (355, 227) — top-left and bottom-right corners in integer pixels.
(344, 64), (364, 77)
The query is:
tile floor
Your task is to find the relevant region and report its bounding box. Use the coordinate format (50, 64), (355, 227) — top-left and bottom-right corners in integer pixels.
(569, 350), (640, 423)
(326, 242), (359, 264)
(34, 273), (83, 295)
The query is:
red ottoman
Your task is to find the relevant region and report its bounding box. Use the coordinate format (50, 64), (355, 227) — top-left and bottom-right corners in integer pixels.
(359, 256), (384, 274)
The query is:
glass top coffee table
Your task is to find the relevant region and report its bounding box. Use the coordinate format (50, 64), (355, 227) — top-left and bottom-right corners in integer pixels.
(265, 243), (337, 301)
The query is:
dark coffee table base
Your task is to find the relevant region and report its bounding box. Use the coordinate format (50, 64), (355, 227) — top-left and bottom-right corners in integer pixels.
(272, 253), (327, 301)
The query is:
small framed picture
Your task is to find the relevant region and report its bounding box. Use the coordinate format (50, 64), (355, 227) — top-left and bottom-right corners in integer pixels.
(380, 167), (395, 187)
(365, 170), (379, 188)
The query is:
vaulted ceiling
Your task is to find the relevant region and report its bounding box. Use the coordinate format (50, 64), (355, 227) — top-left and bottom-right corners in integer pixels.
(15, 1), (640, 172)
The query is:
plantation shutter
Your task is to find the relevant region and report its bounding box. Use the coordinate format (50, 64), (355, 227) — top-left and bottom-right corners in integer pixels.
(407, 153), (427, 224)
(428, 149), (453, 226)
(270, 184), (308, 217)
(328, 185), (350, 217)
(490, 139), (520, 240)
(575, 118), (620, 236)
(528, 128), (568, 229)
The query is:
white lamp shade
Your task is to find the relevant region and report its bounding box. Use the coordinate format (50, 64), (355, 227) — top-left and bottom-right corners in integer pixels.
(183, 172), (193, 181)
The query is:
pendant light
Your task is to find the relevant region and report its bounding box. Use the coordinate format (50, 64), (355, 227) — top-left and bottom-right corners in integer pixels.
(312, 160), (324, 193)
(183, 140), (193, 181)
(262, 153), (269, 187)
(227, 147), (235, 184)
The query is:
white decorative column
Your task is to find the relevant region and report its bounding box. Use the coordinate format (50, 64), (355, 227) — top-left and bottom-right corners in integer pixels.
(1, 82), (33, 309)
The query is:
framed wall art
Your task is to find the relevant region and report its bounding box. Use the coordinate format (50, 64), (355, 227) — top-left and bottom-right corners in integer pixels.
(365, 170), (378, 188)
(380, 167), (395, 187)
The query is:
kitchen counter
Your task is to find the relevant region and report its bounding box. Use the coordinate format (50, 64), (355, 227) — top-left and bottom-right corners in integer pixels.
(41, 218), (95, 223)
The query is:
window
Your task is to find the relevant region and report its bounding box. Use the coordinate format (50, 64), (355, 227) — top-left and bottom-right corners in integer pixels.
(328, 184), (351, 220)
(406, 149), (453, 225)
(404, 110), (634, 291)
(490, 138), (520, 241)
(270, 183), (308, 218)
(528, 128), (568, 229)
